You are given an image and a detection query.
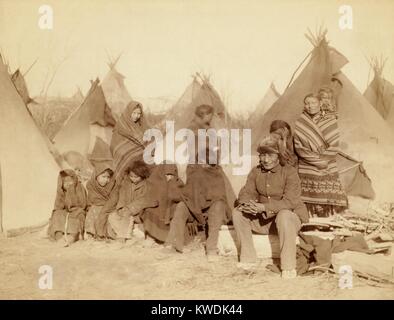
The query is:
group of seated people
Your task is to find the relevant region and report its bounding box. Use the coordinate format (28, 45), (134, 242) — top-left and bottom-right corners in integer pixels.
(47, 79), (347, 279)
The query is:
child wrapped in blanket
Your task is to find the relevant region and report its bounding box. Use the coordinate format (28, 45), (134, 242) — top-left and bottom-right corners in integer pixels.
(107, 160), (158, 243)
(85, 163), (117, 239)
(318, 86), (338, 119)
(48, 169), (87, 246)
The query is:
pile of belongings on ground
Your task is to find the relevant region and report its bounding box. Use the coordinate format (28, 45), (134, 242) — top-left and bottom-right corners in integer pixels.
(267, 204), (394, 285)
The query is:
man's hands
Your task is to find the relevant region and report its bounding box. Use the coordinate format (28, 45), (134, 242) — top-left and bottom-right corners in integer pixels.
(118, 207), (130, 218)
(238, 200), (265, 215)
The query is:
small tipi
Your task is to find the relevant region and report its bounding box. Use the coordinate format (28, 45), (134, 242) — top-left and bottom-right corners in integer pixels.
(0, 55), (59, 232)
(364, 57), (394, 130)
(166, 73), (231, 132)
(53, 78), (116, 156)
(101, 55), (133, 120)
(71, 86), (84, 104)
(159, 73), (237, 209)
(248, 82), (280, 129)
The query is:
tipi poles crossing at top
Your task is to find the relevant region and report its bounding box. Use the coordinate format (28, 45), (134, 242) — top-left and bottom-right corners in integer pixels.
(285, 50), (313, 91)
(366, 55), (390, 118)
(285, 27), (327, 91)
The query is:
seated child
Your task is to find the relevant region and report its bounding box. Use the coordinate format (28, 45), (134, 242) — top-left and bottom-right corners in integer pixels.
(318, 86), (337, 118)
(107, 160), (158, 243)
(48, 169), (87, 245)
(85, 163), (117, 239)
(142, 162), (184, 243)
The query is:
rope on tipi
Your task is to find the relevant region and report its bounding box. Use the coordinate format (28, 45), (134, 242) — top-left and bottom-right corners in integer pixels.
(285, 27), (327, 90)
(23, 58), (38, 77)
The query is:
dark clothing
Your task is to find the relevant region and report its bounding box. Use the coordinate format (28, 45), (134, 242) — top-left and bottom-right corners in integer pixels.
(273, 127), (298, 167)
(86, 163), (116, 207)
(107, 177), (158, 239)
(142, 164), (184, 242)
(166, 200), (225, 254)
(332, 234), (369, 254)
(48, 170), (87, 239)
(95, 184), (120, 238)
(296, 233), (333, 275)
(95, 177), (157, 238)
(165, 164), (229, 253)
(86, 163), (117, 236)
(181, 164), (232, 224)
(115, 178), (155, 214)
(49, 209), (86, 237)
(296, 233), (370, 275)
(186, 118), (237, 218)
(238, 164), (309, 223)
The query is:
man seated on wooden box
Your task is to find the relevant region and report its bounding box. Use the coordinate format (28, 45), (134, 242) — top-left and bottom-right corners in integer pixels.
(233, 134), (309, 279)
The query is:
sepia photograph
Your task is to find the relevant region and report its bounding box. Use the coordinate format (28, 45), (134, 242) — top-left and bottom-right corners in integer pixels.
(0, 0), (393, 304)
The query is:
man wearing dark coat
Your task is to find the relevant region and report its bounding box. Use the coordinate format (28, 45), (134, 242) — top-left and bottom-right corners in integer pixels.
(233, 135), (309, 279)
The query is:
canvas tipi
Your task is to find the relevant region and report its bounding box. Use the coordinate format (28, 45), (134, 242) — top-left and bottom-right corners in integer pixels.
(0, 55), (59, 232)
(251, 31), (394, 203)
(88, 137), (113, 167)
(248, 82), (280, 129)
(159, 73), (235, 163)
(71, 86), (84, 104)
(364, 57), (394, 130)
(166, 73), (231, 132)
(157, 73), (237, 209)
(53, 78), (116, 156)
(158, 73), (230, 166)
(101, 55), (133, 120)
(10, 68), (65, 167)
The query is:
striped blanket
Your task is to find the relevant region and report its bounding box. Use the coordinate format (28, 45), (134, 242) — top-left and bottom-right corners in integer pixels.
(294, 111), (347, 207)
(110, 101), (148, 182)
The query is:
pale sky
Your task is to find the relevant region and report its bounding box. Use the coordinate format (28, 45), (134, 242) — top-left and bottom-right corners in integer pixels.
(0, 0), (393, 114)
